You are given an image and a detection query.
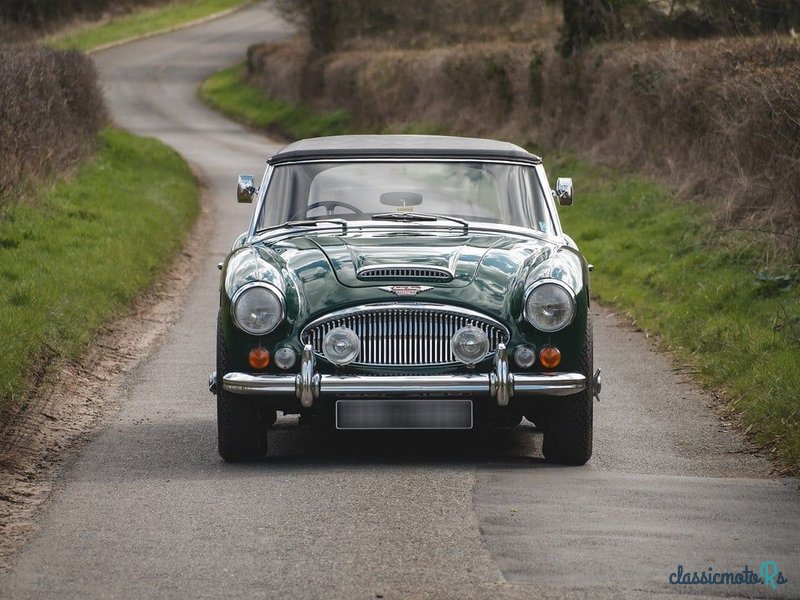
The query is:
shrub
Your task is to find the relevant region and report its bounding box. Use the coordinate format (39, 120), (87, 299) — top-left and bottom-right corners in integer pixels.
(0, 0), (167, 29)
(0, 48), (106, 206)
(271, 0), (549, 52)
(558, 0), (800, 55)
(540, 36), (800, 251)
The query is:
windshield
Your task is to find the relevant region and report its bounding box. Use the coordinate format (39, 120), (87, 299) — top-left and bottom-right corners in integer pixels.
(257, 161), (556, 234)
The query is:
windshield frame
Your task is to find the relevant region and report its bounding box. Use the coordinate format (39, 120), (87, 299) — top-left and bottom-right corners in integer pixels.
(247, 158), (563, 241)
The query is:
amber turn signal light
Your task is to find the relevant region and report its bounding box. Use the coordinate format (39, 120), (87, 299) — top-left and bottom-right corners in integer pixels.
(539, 346), (561, 369)
(248, 347), (270, 369)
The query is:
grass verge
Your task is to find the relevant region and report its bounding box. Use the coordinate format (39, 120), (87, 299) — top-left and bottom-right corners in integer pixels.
(47, 0), (253, 52)
(198, 64), (353, 139)
(553, 156), (799, 474)
(199, 64), (450, 138)
(200, 64), (800, 473)
(0, 128), (199, 415)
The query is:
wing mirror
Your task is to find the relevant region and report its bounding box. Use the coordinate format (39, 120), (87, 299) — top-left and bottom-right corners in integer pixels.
(237, 175), (256, 204)
(554, 177), (574, 206)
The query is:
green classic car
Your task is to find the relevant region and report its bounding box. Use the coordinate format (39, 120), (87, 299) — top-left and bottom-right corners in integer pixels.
(209, 135), (600, 464)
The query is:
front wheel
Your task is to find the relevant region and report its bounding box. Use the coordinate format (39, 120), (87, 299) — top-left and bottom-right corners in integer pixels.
(541, 318), (593, 465)
(216, 313), (269, 462)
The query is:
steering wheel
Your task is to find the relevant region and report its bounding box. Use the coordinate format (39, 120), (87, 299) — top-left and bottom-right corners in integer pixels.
(305, 200), (364, 217)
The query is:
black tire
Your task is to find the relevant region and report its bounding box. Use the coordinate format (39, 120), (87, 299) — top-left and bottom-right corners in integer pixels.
(494, 411), (523, 428)
(216, 312), (270, 462)
(541, 317), (593, 465)
(523, 415), (543, 430)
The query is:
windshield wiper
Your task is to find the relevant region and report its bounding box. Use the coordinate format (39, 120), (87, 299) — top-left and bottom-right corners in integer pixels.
(372, 212), (469, 233)
(255, 218), (348, 235)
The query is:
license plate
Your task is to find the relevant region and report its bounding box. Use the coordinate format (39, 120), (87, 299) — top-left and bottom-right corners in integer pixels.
(335, 399), (473, 430)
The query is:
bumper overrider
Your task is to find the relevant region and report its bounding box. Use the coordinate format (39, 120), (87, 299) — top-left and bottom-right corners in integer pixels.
(210, 343), (587, 408)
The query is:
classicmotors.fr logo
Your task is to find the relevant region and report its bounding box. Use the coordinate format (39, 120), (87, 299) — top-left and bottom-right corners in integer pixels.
(669, 561), (789, 590)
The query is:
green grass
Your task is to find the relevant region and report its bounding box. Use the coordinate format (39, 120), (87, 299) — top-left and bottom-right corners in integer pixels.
(199, 64), (353, 139)
(47, 0), (253, 52)
(554, 156), (800, 473)
(201, 64), (800, 473)
(0, 128), (199, 413)
(199, 64), (449, 139)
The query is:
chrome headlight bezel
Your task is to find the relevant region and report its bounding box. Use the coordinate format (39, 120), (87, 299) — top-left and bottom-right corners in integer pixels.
(230, 282), (286, 336)
(523, 279), (577, 333)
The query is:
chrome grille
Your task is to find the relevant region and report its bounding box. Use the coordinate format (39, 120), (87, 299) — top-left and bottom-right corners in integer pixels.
(357, 266), (452, 281)
(300, 303), (509, 367)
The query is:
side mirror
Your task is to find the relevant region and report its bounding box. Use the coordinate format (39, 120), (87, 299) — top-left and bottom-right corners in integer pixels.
(555, 177), (574, 206)
(237, 175), (256, 204)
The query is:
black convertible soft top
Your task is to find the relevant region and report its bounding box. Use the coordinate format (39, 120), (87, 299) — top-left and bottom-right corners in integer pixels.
(267, 134), (542, 165)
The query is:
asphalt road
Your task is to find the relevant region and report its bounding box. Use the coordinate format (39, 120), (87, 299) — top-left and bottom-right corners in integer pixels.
(1, 3), (798, 598)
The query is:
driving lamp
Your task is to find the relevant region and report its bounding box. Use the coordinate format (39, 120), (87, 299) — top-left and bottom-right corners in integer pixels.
(322, 327), (361, 365)
(451, 326), (489, 365)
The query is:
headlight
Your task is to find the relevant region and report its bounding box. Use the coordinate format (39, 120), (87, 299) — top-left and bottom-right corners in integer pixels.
(231, 283), (285, 335)
(322, 327), (361, 365)
(451, 325), (489, 365)
(524, 280), (576, 332)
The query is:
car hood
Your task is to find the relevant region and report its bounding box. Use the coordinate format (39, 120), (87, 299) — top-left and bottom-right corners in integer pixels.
(308, 231), (523, 288)
(253, 228), (567, 323)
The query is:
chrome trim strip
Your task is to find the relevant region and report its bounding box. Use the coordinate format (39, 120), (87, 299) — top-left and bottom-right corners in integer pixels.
(248, 164), (274, 240)
(222, 371), (586, 398)
(301, 302), (509, 339)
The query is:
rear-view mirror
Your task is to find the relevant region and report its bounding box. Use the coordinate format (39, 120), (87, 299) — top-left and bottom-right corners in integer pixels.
(380, 191), (423, 207)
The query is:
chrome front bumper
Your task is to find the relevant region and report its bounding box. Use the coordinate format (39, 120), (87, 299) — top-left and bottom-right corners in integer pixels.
(211, 344), (586, 408)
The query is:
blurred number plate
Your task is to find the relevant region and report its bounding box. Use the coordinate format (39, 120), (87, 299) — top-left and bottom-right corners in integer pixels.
(336, 399), (473, 430)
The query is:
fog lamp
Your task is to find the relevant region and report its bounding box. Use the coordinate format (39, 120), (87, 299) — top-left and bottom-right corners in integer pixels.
(451, 326), (489, 366)
(322, 327), (361, 365)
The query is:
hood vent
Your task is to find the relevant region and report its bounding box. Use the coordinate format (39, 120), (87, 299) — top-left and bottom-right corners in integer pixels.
(357, 265), (453, 282)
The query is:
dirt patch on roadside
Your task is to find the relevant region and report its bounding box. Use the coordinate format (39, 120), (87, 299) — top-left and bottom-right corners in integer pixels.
(0, 168), (212, 570)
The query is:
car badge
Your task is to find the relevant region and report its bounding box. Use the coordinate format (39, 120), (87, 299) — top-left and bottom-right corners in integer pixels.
(379, 286), (434, 297)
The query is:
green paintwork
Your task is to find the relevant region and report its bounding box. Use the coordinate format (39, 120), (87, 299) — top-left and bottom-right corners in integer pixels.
(219, 223), (590, 377)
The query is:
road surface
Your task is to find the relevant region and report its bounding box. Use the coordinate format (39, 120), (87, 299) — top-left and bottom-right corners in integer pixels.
(1, 2), (798, 598)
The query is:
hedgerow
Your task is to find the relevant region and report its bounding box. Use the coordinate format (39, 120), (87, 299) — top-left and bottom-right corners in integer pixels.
(0, 48), (105, 206)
